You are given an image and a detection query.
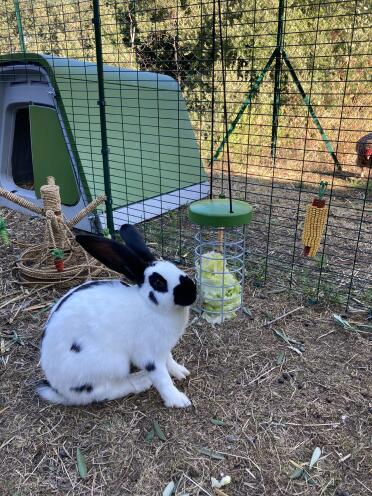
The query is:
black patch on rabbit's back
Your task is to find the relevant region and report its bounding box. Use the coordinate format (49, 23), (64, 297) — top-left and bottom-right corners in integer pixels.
(145, 362), (156, 372)
(149, 272), (168, 293)
(70, 342), (81, 353)
(70, 384), (93, 393)
(173, 275), (197, 306)
(149, 291), (158, 305)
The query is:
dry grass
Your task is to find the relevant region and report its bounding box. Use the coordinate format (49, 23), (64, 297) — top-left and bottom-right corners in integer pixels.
(1, 208), (372, 495)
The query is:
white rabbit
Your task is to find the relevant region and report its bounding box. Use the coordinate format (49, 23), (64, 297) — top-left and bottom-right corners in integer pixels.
(37, 224), (196, 408)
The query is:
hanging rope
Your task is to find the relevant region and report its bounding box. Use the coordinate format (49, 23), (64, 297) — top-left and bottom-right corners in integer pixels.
(216, 0), (233, 213)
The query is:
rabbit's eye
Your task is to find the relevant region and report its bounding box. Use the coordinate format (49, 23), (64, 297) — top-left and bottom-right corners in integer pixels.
(149, 272), (168, 293)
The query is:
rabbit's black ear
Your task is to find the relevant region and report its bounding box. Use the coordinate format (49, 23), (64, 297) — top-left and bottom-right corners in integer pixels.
(119, 224), (155, 263)
(76, 234), (147, 284)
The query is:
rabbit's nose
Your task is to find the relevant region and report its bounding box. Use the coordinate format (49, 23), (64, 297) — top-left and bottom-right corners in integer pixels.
(173, 275), (197, 306)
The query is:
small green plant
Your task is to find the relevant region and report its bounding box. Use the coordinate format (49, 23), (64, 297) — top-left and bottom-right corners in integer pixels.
(348, 176), (372, 191)
(0, 217), (10, 246)
(348, 177), (365, 189)
(246, 260), (267, 287)
(102, 228), (111, 238)
(167, 208), (179, 228)
(319, 281), (346, 305)
(294, 266), (345, 305)
(296, 267), (317, 298)
(314, 253), (328, 270)
(362, 287), (372, 306)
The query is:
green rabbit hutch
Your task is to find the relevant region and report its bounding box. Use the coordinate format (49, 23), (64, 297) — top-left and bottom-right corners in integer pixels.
(0, 53), (208, 231)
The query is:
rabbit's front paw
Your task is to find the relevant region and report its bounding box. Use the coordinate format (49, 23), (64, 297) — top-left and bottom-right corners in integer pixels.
(164, 389), (191, 408)
(168, 361), (190, 380)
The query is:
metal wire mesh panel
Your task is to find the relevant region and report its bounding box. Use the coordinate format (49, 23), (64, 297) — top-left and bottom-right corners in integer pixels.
(0, 0), (370, 307)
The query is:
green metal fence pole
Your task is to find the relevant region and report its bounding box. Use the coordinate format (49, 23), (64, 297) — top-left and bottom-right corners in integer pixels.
(283, 51), (341, 171)
(271, 0), (285, 162)
(212, 50), (276, 163)
(92, 0), (115, 235)
(13, 0), (26, 53)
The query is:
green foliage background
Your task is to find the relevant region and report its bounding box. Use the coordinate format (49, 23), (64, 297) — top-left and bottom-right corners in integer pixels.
(0, 0), (370, 173)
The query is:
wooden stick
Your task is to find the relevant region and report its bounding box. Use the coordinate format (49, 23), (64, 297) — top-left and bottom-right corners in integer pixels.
(183, 474), (213, 496)
(262, 306), (304, 327)
(217, 228), (224, 252)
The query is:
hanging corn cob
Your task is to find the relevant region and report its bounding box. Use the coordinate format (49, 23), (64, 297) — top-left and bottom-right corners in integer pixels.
(302, 181), (328, 257)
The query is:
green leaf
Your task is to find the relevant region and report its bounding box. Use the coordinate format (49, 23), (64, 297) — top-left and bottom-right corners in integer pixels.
(199, 447), (225, 460)
(332, 314), (354, 331)
(303, 471), (316, 485)
(309, 447), (321, 469)
(274, 329), (291, 345)
(242, 307), (252, 317)
(274, 329), (303, 348)
(76, 448), (87, 478)
(153, 421), (167, 441)
(289, 468), (304, 480)
(162, 480), (175, 496)
(276, 351), (285, 365)
(211, 418), (225, 426)
(145, 427), (155, 443)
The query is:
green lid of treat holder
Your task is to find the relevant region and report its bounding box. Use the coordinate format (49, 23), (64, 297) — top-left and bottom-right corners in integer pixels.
(189, 199), (253, 228)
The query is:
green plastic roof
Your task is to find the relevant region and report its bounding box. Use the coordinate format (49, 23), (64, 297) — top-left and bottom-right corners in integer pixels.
(189, 198), (252, 227)
(0, 53), (206, 209)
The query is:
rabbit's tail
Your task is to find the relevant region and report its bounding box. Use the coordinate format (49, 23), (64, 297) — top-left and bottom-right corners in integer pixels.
(36, 380), (68, 405)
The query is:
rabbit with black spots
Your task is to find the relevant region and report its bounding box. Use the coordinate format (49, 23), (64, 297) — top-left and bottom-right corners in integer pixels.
(37, 225), (196, 408)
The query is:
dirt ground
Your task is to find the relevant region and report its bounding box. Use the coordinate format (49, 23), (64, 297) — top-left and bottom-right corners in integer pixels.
(0, 207), (371, 496)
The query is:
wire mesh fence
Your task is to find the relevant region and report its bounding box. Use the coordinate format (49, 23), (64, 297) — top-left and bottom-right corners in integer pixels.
(0, 0), (371, 307)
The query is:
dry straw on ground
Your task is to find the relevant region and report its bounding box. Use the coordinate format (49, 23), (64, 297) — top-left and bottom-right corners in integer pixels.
(0, 208), (371, 495)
